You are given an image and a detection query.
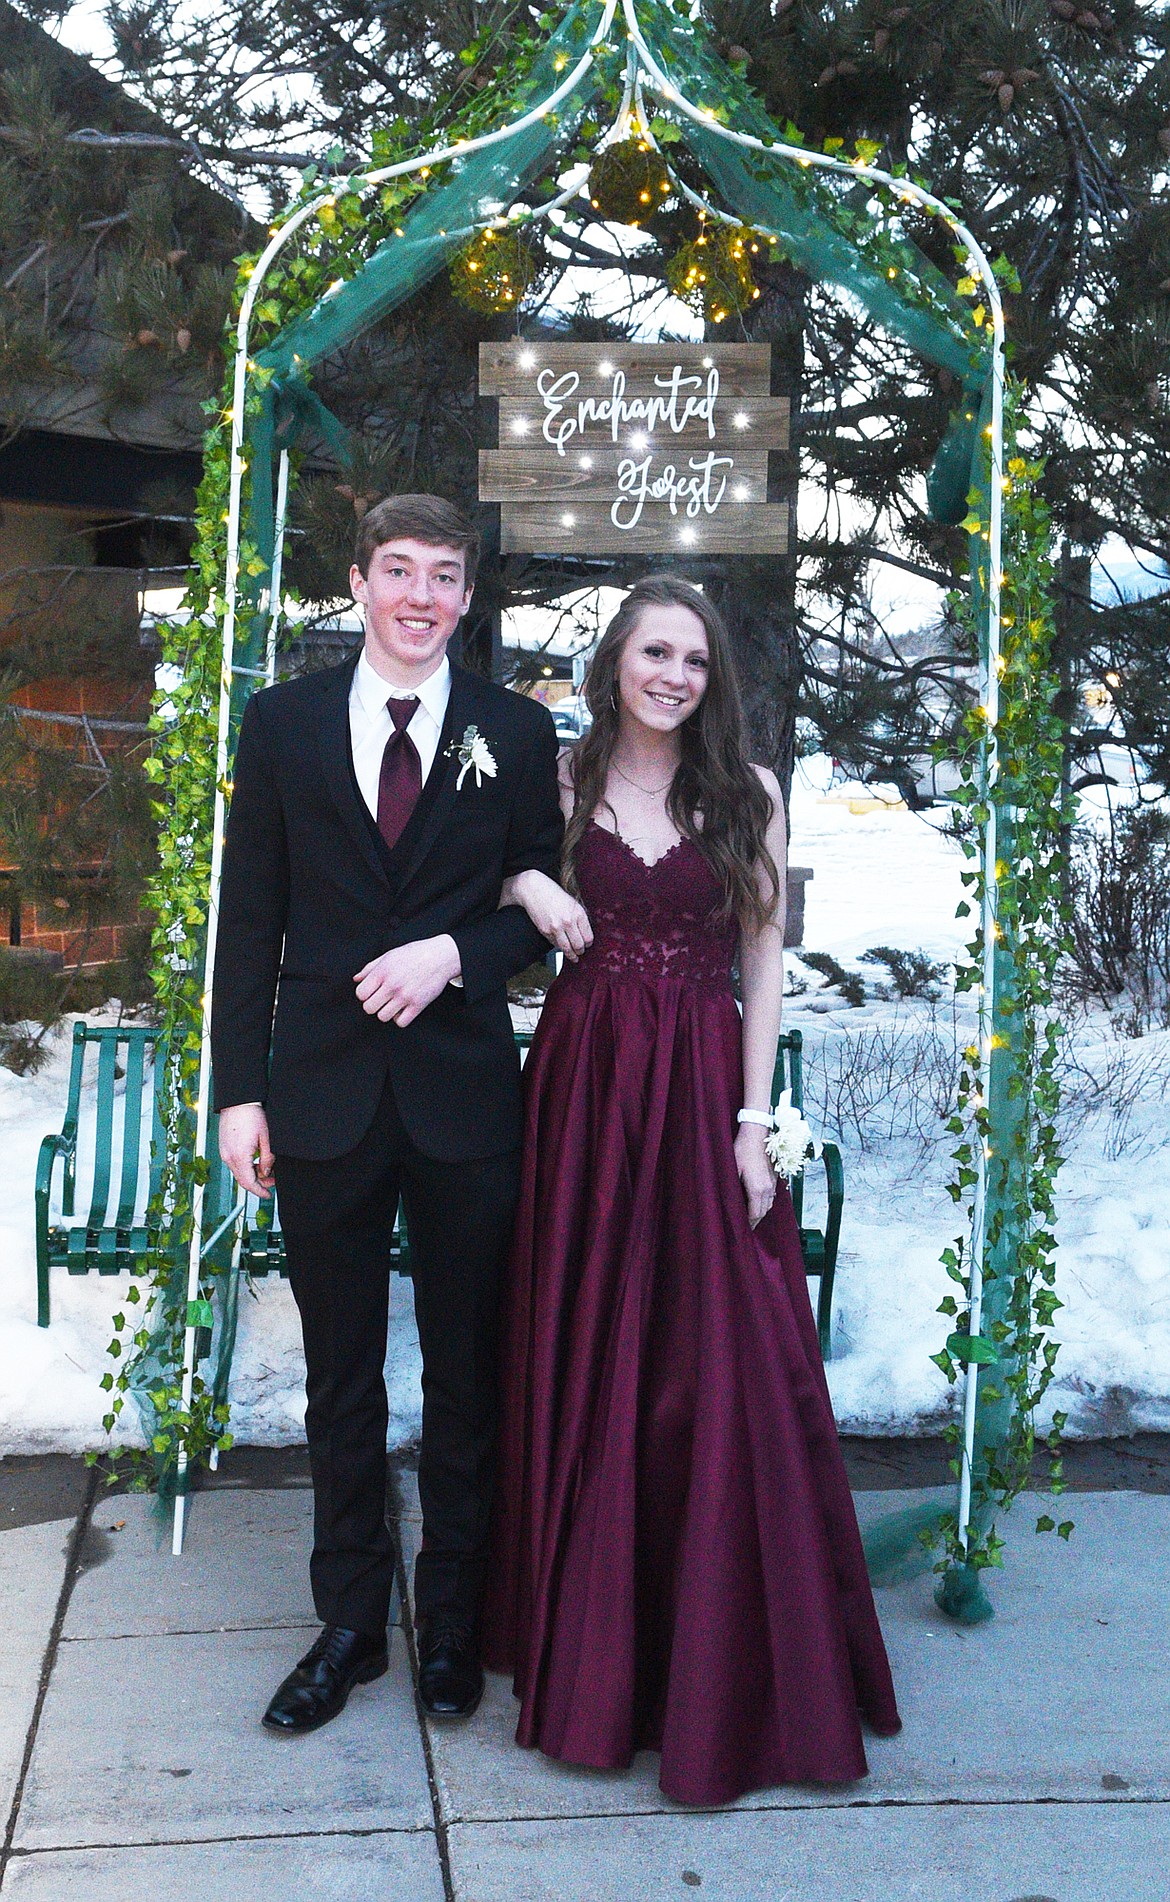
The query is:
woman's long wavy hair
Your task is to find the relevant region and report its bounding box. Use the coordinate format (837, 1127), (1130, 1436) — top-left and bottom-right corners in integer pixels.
(563, 576), (780, 932)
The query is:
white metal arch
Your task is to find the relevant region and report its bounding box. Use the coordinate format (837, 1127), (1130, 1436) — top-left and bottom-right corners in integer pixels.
(175, 0), (1006, 1562)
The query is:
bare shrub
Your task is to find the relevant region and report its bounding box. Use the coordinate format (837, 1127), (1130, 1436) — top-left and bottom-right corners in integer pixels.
(801, 1002), (964, 1151)
(1054, 1029), (1170, 1161)
(1062, 808), (1170, 1035)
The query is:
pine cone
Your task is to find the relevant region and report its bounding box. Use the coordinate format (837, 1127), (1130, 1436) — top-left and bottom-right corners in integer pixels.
(998, 82), (1015, 110)
(874, 27), (890, 52)
(135, 329), (160, 347)
(1050, 0), (1078, 16)
(174, 327), (192, 353)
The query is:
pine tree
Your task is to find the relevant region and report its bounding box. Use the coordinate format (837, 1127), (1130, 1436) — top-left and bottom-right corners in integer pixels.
(0, 2), (244, 1028)
(8, 0), (1168, 803)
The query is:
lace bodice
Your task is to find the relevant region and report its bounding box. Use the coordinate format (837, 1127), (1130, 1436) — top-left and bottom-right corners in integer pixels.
(558, 821), (736, 993)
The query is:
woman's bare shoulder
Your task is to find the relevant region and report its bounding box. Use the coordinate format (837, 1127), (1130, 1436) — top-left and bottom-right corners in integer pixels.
(750, 762), (783, 804)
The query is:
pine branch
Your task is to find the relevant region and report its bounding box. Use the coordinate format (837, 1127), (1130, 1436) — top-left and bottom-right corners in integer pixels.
(0, 124), (353, 171)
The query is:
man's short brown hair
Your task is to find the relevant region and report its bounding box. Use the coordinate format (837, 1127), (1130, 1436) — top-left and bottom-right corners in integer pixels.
(354, 494), (480, 589)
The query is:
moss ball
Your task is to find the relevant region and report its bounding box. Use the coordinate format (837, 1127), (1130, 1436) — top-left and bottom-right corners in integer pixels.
(665, 224), (764, 324)
(450, 227), (541, 313)
(587, 137), (673, 227)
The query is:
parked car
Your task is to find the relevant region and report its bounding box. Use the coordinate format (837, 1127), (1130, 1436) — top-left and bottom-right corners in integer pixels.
(551, 695), (592, 743)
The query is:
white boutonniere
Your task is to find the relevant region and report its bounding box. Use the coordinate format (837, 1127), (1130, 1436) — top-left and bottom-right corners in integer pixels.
(764, 1090), (822, 1180)
(449, 724), (497, 791)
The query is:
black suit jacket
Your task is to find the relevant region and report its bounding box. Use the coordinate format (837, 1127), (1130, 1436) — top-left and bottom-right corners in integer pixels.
(210, 655), (563, 1161)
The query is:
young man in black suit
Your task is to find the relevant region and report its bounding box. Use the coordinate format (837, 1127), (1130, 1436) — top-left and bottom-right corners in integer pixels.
(212, 494), (562, 1731)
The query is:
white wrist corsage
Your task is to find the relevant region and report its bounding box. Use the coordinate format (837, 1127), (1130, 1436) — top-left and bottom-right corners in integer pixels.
(449, 724), (497, 791)
(763, 1090), (821, 1179)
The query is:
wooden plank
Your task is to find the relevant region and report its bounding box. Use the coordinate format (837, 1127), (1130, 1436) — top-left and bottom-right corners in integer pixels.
(479, 446), (770, 504)
(499, 501), (788, 556)
(496, 394), (789, 453)
(479, 340), (772, 397)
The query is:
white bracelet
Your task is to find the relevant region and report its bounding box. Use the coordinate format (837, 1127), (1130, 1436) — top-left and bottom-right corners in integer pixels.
(736, 1108), (775, 1128)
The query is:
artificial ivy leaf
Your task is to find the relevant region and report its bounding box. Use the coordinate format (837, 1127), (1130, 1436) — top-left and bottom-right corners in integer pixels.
(945, 1331), (999, 1366)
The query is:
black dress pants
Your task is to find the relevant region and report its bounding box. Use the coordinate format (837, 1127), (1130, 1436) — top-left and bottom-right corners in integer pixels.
(274, 1080), (520, 1637)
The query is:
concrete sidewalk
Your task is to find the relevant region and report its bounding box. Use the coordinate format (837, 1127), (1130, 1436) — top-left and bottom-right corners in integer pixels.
(1, 1450), (1168, 1901)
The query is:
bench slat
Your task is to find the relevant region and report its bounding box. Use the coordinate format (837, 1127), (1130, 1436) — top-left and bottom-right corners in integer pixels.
(87, 1037), (120, 1232)
(114, 1037), (147, 1229)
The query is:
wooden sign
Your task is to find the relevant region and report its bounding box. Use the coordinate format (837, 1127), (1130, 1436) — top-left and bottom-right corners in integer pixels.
(478, 343), (789, 555)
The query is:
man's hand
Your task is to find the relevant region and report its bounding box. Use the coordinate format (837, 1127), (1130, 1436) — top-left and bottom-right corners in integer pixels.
(219, 1102), (275, 1199)
(354, 934), (462, 1026)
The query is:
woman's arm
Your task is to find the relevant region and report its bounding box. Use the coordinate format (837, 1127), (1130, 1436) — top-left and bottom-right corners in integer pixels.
(734, 767), (789, 1227)
(496, 743), (593, 960)
(498, 867), (593, 959)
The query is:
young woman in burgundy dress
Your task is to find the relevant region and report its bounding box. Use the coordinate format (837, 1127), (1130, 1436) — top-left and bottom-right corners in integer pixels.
(483, 575), (900, 1806)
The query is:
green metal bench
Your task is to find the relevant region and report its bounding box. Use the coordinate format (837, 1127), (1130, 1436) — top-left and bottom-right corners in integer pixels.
(35, 1023), (279, 1327)
(35, 1022), (403, 1326)
(38, 1022), (843, 1358)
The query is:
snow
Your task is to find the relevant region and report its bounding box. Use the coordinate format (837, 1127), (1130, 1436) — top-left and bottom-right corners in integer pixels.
(2, 754), (1168, 1454)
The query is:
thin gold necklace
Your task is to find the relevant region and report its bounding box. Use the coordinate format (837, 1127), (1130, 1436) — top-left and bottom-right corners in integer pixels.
(611, 759), (677, 797)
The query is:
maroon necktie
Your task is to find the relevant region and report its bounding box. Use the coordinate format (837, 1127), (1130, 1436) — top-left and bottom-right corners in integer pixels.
(376, 697), (421, 853)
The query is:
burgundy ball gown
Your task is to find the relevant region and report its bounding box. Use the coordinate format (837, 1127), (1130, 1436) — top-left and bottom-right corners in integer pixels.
(483, 821), (900, 1806)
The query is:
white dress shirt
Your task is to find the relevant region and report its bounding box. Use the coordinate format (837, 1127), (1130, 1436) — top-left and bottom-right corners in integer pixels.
(349, 648), (451, 819)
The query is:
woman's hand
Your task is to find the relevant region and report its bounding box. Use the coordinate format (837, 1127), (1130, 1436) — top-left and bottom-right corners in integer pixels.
(734, 1123), (777, 1229)
(501, 869), (593, 961)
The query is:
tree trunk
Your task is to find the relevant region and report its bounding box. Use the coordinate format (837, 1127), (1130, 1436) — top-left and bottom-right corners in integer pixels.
(708, 260), (808, 810)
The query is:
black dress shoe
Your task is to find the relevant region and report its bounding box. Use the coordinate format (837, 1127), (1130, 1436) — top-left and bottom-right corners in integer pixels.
(262, 1625), (388, 1735)
(417, 1614), (484, 1718)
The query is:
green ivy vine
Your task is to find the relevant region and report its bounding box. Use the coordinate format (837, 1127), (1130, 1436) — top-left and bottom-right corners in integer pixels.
(930, 384), (1071, 1572)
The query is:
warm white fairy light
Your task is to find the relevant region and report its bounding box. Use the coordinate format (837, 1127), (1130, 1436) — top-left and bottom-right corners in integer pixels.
(511, 416), (531, 435)
(733, 411), (750, 429)
(561, 512), (576, 527)
(518, 348), (537, 369)
(578, 454), (594, 470)
(597, 359), (614, 376)
(679, 526), (697, 544)
(733, 483), (750, 500)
